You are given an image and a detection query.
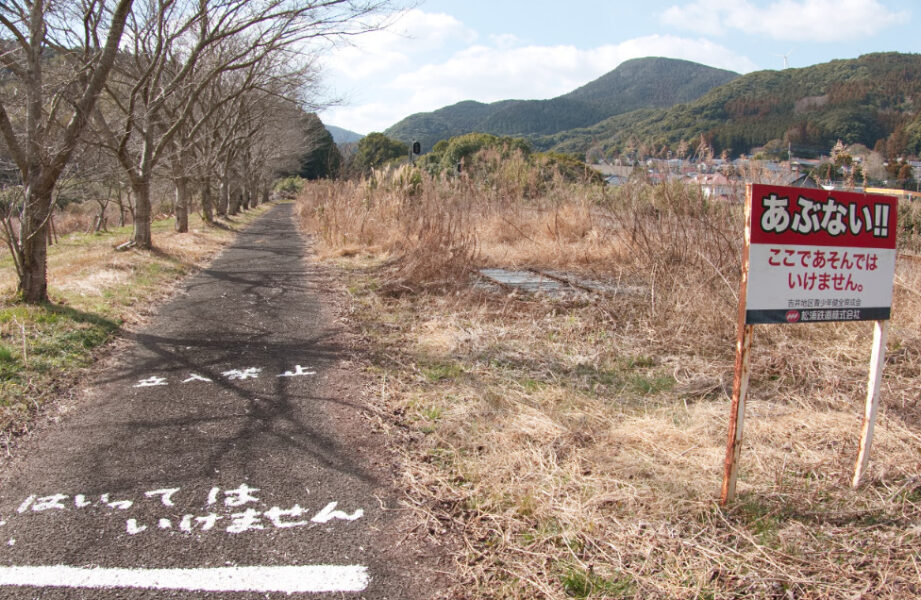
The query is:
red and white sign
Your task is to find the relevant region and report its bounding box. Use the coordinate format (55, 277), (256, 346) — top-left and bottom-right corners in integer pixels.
(745, 184), (897, 324)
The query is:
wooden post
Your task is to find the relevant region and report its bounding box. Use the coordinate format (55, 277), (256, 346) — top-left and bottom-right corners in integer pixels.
(722, 324), (753, 504)
(852, 320), (889, 488)
(721, 185), (754, 506)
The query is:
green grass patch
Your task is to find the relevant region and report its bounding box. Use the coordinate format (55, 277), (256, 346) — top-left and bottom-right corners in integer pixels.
(0, 303), (121, 418)
(520, 376), (544, 392)
(420, 404), (443, 421)
(573, 362), (621, 386)
(626, 372), (675, 395)
(559, 563), (635, 598)
(421, 361), (466, 382)
(732, 496), (797, 546)
(570, 359), (675, 397)
(621, 355), (655, 369)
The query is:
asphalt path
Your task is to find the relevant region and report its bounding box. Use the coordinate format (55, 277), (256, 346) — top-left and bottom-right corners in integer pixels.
(0, 204), (442, 599)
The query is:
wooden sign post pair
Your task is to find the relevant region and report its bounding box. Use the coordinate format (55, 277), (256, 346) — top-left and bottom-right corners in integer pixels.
(721, 184), (898, 505)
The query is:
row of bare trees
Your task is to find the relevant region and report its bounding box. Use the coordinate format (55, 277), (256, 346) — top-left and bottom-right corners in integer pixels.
(1, 0), (388, 303)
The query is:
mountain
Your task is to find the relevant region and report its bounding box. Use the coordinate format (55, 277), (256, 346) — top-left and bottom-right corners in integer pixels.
(384, 57), (739, 152)
(560, 56), (742, 113)
(325, 125), (364, 144)
(382, 100), (518, 152)
(540, 52), (921, 158)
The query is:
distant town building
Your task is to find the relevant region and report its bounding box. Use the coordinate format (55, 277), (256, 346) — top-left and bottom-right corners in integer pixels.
(689, 172), (736, 200)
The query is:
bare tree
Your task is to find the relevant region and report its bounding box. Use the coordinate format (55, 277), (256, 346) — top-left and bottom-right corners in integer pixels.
(182, 66), (303, 220)
(70, 142), (127, 232)
(93, 0), (390, 249)
(225, 79), (319, 211)
(0, 0), (134, 303)
(166, 47), (313, 230)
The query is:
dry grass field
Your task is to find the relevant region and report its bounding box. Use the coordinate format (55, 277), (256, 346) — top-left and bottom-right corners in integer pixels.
(297, 158), (921, 599)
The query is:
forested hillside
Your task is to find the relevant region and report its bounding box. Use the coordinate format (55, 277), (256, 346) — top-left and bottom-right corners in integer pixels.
(560, 56), (740, 113)
(542, 52), (921, 158)
(384, 57), (738, 151)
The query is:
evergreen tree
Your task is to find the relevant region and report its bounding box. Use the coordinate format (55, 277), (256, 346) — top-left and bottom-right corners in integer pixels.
(352, 133), (408, 173)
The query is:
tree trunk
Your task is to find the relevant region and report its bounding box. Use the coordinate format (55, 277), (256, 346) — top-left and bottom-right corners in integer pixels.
(20, 233), (48, 303)
(94, 199), (109, 232)
(18, 182), (52, 303)
(174, 176), (189, 233)
(117, 187), (133, 227)
(218, 175), (229, 217)
(201, 179), (214, 224)
(132, 178), (153, 249)
(261, 183), (269, 205)
(229, 187), (241, 215)
(248, 179), (259, 207)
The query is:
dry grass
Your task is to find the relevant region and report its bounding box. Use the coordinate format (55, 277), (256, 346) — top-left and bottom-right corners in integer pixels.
(1, 207), (262, 298)
(298, 166), (921, 599)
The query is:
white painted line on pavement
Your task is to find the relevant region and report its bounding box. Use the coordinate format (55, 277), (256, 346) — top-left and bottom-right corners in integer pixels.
(0, 564), (369, 593)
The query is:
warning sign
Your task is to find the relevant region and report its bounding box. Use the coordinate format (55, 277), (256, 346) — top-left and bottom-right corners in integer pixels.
(745, 184), (897, 324)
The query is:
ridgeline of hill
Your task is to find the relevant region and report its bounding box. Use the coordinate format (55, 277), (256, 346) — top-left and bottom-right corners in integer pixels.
(379, 53), (921, 161)
(384, 57), (739, 152)
(540, 52), (921, 158)
(325, 124), (364, 144)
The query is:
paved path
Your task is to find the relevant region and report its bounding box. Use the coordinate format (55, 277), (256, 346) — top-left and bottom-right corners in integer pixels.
(0, 204), (439, 598)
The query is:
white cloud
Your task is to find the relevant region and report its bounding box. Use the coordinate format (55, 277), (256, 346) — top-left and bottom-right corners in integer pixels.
(388, 35), (758, 113)
(323, 9), (476, 80)
(382, 8), (478, 52)
(661, 0), (906, 41)
(489, 33), (522, 50)
(321, 102), (407, 136)
(324, 44), (410, 81)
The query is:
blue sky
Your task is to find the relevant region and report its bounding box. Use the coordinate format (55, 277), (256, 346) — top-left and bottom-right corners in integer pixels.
(318, 0), (920, 135)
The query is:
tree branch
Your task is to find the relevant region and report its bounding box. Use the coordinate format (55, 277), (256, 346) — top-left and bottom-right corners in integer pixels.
(0, 101), (27, 174)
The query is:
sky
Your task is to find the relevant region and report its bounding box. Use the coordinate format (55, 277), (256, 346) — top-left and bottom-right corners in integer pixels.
(316, 0), (921, 135)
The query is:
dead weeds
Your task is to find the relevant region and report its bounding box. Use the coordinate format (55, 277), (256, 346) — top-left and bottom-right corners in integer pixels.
(298, 168), (921, 599)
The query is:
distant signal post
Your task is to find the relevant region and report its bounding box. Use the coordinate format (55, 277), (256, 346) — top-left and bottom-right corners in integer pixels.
(721, 184), (898, 504)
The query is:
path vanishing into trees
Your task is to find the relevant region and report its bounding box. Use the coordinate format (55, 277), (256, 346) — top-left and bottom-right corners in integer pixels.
(0, 203), (444, 599)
